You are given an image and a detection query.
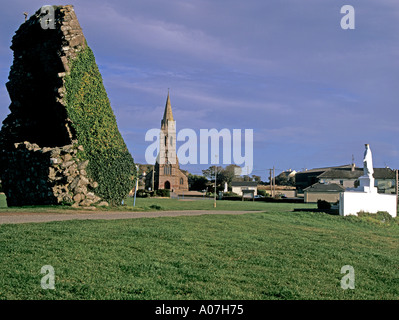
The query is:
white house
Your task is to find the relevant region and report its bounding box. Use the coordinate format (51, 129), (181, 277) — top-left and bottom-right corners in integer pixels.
(231, 181), (258, 196)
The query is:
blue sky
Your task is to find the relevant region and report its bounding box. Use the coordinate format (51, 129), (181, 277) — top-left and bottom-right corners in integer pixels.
(0, 0), (398, 180)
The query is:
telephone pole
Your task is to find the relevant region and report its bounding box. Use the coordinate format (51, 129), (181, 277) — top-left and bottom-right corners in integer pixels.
(269, 169), (273, 197)
(133, 165), (139, 207)
(269, 168), (276, 197)
(396, 169), (398, 213)
(152, 164), (155, 191)
(214, 155), (218, 208)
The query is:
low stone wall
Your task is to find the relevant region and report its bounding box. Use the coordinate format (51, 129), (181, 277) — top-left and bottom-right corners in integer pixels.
(1, 140), (108, 208)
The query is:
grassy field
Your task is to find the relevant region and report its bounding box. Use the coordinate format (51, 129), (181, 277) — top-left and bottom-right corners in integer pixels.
(0, 198), (398, 300)
(0, 192), (314, 213)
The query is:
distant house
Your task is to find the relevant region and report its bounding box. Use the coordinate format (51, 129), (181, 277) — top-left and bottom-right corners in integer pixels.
(296, 164), (396, 195)
(317, 166), (360, 188)
(373, 168), (397, 194)
(295, 164), (354, 192)
(231, 181), (258, 196)
(257, 185), (297, 198)
(318, 167), (396, 194)
(303, 183), (345, 203)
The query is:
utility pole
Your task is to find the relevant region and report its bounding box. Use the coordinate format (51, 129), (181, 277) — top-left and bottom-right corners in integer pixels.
(133, 165), (139, 207)
(269, 169), (273, 197)
(273, 166), (276, 197)
(152, 164), (155, 191)
(214, 167), (217, 208)
(396, 169), (398, 213)
(214, 155), (218, 208)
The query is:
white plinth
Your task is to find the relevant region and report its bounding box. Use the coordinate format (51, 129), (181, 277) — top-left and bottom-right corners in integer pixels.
(356, 175), (378, 193)
(339, 191), (397, 218)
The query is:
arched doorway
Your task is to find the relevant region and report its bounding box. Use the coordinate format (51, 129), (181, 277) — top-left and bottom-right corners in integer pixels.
(164, 181), (171, 190)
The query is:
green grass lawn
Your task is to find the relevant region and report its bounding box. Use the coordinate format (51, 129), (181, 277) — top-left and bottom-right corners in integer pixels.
(0, 203), (398, 300)
(123, 197), (315, 212)
(0, 192), (315, 213)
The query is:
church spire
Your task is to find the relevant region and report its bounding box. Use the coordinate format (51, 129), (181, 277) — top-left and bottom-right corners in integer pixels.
(162, 90), (174, 122)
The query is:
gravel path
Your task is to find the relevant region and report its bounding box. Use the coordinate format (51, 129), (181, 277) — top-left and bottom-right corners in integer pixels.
(0, 210), (261, 225)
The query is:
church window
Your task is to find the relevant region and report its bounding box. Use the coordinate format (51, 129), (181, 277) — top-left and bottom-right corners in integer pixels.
(164, 165), (172, 175)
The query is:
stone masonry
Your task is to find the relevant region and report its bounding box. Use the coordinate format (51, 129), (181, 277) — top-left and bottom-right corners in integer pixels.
(4, 140), (107, 208)
(0, 5), (108, 207)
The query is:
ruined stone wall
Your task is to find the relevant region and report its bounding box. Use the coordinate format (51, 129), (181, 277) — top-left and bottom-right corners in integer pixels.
(0, 5), (117, 207)
(1, 5), (84, 149)
(3, 140), (107, 208)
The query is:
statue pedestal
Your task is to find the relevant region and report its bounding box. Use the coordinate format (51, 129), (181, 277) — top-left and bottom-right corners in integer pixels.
(356, 174), (378, 193)
(339, 143), (397, 218)
(339, 192), (397, 218)
(340, 174), (396, 218)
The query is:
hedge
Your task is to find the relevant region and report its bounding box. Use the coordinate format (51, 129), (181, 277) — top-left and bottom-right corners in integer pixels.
(155, 189), (170, 197)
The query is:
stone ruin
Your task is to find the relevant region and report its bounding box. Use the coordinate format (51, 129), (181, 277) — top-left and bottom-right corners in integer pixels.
(7, 140), (108, 207)
(0, 5), (109, 208)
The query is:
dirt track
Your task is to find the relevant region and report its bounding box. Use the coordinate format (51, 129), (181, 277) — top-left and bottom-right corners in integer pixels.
(0, 210), (261, 225)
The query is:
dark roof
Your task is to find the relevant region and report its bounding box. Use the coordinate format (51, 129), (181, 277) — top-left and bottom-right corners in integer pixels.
(231, 181), (258, 187)
(304, 183), (345, 192)
(318, 167), (395, 180)
(296, 164), (353, 174)
(373, 168), (396, 179)
(318, 168), (362, 179)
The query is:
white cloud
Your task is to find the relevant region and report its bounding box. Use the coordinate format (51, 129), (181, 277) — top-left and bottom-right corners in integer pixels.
(82, 3), (253, 67)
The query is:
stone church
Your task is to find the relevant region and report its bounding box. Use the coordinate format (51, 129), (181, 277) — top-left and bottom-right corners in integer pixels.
(146, 92), (189, 192)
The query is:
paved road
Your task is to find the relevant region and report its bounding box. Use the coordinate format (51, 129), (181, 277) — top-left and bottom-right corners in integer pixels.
(0, 210), (261, 225)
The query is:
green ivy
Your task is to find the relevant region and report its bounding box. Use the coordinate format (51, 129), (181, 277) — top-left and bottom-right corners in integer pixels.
(64, 44), (136, 205)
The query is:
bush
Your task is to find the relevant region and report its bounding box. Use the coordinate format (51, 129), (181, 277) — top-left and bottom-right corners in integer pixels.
(222, 191), (240, 197)
(257, 190), (267, 197)
(64, 45), (136, 206)
(155, 189), (170, 197)
(222, 191), (241, 201)
(136, 189), (150, 198)
(317, 200), (331, 210)
(357, 211), (393, 223)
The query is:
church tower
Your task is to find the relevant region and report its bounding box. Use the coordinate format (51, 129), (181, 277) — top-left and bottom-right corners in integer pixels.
(153, 92), (188, 192)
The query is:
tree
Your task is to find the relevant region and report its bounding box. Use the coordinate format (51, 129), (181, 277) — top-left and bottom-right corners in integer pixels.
(202, 164), (241, 190)
(219, 164), (240, 188)
(188, 174), (208, 191)
(202, 166), (223, 181)
(275, 173), (295, 186)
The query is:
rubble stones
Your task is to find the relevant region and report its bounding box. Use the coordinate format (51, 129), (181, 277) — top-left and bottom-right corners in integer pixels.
(1, 140), (108, 207)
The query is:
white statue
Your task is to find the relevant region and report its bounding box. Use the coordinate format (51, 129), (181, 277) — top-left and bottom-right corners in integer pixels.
(339, 143), (397, 218)
(363, 144), (374, 176)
